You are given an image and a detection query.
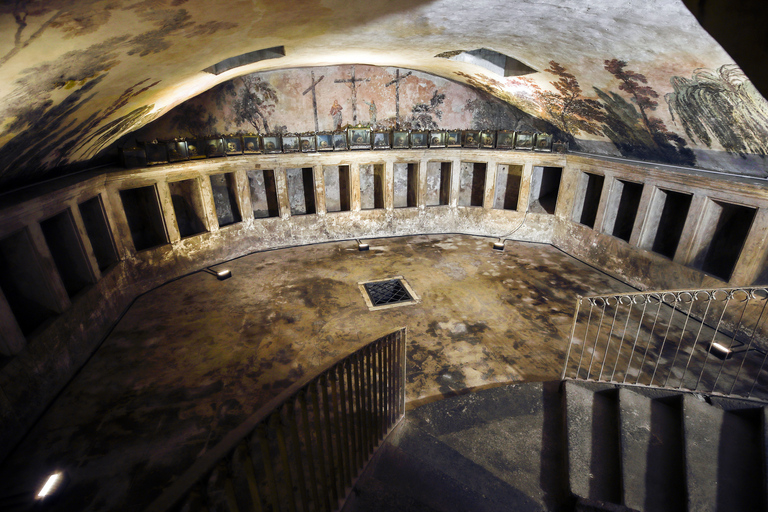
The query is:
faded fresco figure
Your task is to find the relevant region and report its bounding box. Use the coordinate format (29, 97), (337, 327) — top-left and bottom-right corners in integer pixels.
(330, 100), (343, 130)
(364, 99), (377, 125)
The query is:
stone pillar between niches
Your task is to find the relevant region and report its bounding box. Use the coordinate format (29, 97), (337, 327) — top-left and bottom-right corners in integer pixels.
(483, 159), (497, 210)
(313, 165), (326, 215)
(449, 157), (461, 207)
(104, 186), (136, 255)
(234, 170), (254, 223)
(418, 157), (429, 209)
(350, 163), (362, 211)
(591, 172), (612, 234)
(628, 182), (655, 248)
(518, 162), (534, 213)
(199, 175), (220, 231)
(275, 168), (291, 220)
(68, 201), (102, 282)
(26, 222), (70, 313)
(675, 193), (709, 267)
(384, 161), (394, 210)
(156, 181), (181, 243)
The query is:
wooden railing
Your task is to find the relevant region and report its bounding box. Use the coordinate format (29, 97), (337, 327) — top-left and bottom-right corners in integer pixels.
(561, 288), (768, 401)
(145, 328), (407, 512)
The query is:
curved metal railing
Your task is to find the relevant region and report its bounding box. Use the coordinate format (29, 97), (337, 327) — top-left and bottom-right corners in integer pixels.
(561, 287), (768, 401)
(146, 328), (406, 512)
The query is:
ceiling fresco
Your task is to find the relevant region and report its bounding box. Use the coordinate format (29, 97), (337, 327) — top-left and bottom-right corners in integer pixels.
(0, 0), (766, 191)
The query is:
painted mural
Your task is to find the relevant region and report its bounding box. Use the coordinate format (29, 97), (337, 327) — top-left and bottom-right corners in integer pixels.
(0, 0), (768, 191)
(132, 65), (558, 142)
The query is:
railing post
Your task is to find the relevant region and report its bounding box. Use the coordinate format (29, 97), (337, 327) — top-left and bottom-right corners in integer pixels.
(562, 296), (582, 380)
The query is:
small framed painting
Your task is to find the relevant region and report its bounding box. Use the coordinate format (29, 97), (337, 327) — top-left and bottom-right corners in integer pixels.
(204, 137), (225, 157)
(224, 136), (243, 155)
(515, 132), (534, 150)
(480, 131), (496, 149)
(282, 134), (300, 153)
(166, 140), (188, 162)
(373, 131), (390, 149)
(243, 135), (261, 154)
(552, 141), (569, 154)
(445, 131), (461, 148)
(144, 141), (168, 165)
(119, 145), (147, 168)
(332, 132), (348, 150)
(410, 131), (428, 149)
(187, 139), (206, 159)
(429, 131), (446, 148)
(263, 134), (282, 154)
(534, 133), (553, 152)
(496, 130), (515, 149)
(393, 131), (409, 149)
(463, 130), (480, 148)
(316, 132), (333, 151)
(300, 134), (316, 152)
(348, 126), (371, 149)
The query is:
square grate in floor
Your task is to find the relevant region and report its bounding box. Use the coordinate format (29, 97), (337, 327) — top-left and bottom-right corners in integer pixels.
(359, 276), (420, 310)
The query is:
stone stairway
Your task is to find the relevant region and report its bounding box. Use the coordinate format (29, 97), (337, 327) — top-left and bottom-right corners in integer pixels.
(342, 381), (767, 512)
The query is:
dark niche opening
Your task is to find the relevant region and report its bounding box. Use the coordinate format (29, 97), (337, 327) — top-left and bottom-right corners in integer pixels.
(394, 162), (418, 208)
(324, 165), (351, 212)
(606, 180), (643, 242)
(0, 229), (62, 335)
(119, 185), (168, 251)
(247, 169), (280, 218)
(40, 209), (94, 298)
(575, 172), (605, 228)
(530, 166), (562, 214)
(210, 173), (242, 227)
(426, 161), (451, 206)
(459, 162), (487, 207)
(493, 164), (523, 211)
(695, 200), (756, 281)
(645, 189), (693, 259)
(168, 179), (208, 238)
(286, 167), (316, 215)
(78, 195), (118, 272)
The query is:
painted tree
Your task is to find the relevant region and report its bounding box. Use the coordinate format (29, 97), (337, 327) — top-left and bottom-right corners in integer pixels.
(537, 61), (604, 136)
(406, 90), (445, 130)
(666, 64), (768, 156)
(601, 59), (695, 166)
(171, 103), (218, 138)
(232, 75), (278, 133)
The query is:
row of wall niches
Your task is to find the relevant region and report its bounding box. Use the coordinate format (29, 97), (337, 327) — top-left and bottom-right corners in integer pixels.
(0, 159), (762, 353)
(572, 171), (758, 282)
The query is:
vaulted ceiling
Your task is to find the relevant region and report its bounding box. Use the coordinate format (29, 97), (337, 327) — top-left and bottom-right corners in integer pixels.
(0, 0), (765, 192)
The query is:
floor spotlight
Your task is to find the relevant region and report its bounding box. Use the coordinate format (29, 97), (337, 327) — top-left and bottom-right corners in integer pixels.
(357, 239), (370, 251)
(205, 268), (232, 280)
(708, 342), (733, 360)
(37, 471), (67, 501)
(492, 239), (506, 251)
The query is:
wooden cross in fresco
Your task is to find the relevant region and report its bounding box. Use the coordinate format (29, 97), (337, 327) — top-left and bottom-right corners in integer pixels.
(335, 66), (370, 124)
(386, 69), (412, 129)
(303, 71), (325, 132)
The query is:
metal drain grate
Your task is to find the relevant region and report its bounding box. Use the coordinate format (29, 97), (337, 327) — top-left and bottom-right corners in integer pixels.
(364, 279), (413, 306)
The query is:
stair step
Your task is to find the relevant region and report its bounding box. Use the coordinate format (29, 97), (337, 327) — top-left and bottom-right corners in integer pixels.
(682, 394), (766, 512)
(618, 389), (686, 512)
(565, 381), (622, 504)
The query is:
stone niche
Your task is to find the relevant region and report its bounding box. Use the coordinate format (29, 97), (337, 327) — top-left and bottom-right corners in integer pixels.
(493, 163), (523, 211)
(324, 165), (351, 213)
(286, 167), (316, 215)
(425, 161), (451, 207)
(393, 162), (418, 208)
(458, 162), (486, 207)
(360, 163), (385, 210)
(247, 169), (280, 218)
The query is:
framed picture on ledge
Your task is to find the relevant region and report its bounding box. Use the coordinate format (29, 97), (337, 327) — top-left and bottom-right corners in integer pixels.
(263, 134), (282, 154)
(333, 132), (348, 150)
(463, 130), (480, 148)
(300, 134), (316, 152)
(480, 131), (496, 149)
(373, 131), (391, 149)
(446, 130), (461, 148)
(348, 126), (371, 149)
(166, 140), (188, 162)
(282, 134), (300, 153)
(515, 132), (534, 150)
(316, 132), (333, 151)
(410, 131), (428, 149)
(393, 131), (409, 149)
(429, 131), (446, 148)
(243, 135), (261, 154)
(534, 133), (553, 152)
(496, 130), (515, 150)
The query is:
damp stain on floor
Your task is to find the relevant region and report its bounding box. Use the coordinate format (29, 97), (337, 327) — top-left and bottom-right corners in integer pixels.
(0, 234), (634, 512)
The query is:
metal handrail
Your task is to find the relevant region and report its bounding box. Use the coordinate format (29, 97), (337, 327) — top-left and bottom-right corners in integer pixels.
(561, 287), (768, 401)
(145, 328), (407, 512)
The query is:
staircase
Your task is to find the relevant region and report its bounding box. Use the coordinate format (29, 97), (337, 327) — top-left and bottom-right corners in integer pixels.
(342, 381), (767, 512)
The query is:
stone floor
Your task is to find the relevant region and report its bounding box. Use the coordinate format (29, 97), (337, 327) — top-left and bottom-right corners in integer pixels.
(0, 235), (634, 512)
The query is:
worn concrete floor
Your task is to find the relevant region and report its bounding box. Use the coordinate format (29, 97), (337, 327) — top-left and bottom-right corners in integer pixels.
(0, 235), (634, 512)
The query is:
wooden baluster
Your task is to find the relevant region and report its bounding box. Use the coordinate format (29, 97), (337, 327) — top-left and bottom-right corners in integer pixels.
(320, 374), (340, 504)
(256, 423), (282, 512)
(237, 441), (264, 512)
(274, 411), (298, 512)
(298, 392), (320, 511)
(310, 380), (333, 512)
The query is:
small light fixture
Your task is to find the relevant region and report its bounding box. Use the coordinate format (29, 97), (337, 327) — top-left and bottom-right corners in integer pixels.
(708, 342), (733, 360)
(493, 239), (506, 251)
(357, 239), (369, 251)
(204, 268), (232, 280)
(37, 472), (66, 500)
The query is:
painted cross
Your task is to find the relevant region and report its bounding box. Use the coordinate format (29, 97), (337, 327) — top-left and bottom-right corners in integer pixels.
(302, 71), (325, 132)
(335, 66), (370, 124)
(386, 69), (412, 129)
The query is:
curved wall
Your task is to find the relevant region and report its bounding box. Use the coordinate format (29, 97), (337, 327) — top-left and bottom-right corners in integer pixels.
(0, 149), (767, 462)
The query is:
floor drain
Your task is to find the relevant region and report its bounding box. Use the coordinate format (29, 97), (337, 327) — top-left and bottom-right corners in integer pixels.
(359, 276), (420, 310)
